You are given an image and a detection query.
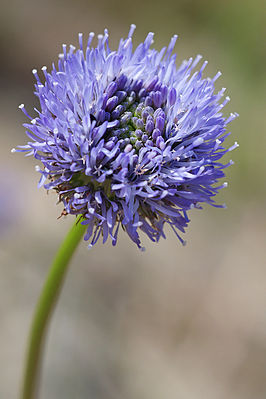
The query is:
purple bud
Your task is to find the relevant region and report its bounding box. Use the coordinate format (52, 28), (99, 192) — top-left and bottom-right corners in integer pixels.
(136, 119), (144, 129)
(115, 104), (125, 115)
(132, 80), (142, 92)
(168, 87), (177, 106)
(154, 108), (162, 118)
(105, 111), (111, 121)
(146, 119), (154, 134)
(153, 91), (162, 108)
(111, 109), (120, 119)
(135, 140), (142, 150)
(155, 116), (165, 131)
(136, 104), (144, 115)
(135, 129), (142, 138)
(142, 106), (153, 120)
(142, 134), (148, 142)
(116, 74), (127, 90)
(97, 109), (106, 123)
(131, 117), (138, 126)
(146, 139), (153, 147)
(116, 91), (127, 102)
(144, 96), (153, 107)
(106, 96), (119, 112)
(146, 76), (158, 91)
(124, 144), (133, 153)
(120, 111), (132, 125)
(138, 88), (146, 98)
(160, 85), (168, 102)
(156, 135), (164, 147)
(152, 128), (161, 141)
(106, 81), (118, 98)
(128, 92), (136, 104)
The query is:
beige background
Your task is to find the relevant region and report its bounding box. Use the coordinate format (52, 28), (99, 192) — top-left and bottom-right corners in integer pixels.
(1, 0), (266, 398)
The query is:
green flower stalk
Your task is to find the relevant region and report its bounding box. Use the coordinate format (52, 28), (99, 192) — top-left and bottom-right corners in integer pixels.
(20, 218), (86, 399)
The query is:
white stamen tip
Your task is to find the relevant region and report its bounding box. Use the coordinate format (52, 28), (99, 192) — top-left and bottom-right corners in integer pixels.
(223, 182), (228, 187)
(31, 119), (36, 124)
(19, 103), (24, 109)
(11, 148), (16, 153)
(32, 69), (37, 74)
(35, 165), (41, 172)
(41, 66), (47, 71)
(53, 128), (58, 134)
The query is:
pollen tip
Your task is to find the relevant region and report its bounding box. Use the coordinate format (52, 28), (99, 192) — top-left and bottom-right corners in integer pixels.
(18, 103), (24, 109)
(11, 148), (16, 153)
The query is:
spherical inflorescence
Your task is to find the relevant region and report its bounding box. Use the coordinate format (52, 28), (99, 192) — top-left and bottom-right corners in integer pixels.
(15, 25), (238, 249)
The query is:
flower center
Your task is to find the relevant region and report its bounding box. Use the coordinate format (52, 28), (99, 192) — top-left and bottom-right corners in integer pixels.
(97, 75), (168, 152)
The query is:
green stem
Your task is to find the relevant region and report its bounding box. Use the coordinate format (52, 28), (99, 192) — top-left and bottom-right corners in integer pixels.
(20, 217), (87, 399)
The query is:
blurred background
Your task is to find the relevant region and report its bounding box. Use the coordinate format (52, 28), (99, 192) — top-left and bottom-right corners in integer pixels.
(1, 0), (266, 398)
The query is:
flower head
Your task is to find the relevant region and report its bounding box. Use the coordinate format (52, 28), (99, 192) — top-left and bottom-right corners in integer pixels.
(15, 25), (238, 249)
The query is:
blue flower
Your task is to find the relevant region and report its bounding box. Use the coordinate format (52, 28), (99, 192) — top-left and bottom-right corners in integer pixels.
(14, 25), (238, 249)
